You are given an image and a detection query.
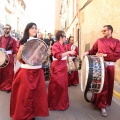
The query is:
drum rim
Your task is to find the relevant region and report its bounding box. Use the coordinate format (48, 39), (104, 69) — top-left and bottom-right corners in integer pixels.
(81, 56), (89, 92)
(0, 51), (10, 68)
(22, 38), (48, 66)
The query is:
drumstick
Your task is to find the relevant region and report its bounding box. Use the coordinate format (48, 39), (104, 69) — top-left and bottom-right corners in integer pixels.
(27, 42), (45, 64)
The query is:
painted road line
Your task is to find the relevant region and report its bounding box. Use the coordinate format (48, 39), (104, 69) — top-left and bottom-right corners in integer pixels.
(113, 90), (120, 100)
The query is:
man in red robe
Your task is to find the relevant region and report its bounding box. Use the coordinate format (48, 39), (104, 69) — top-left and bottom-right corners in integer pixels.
(83, 25), (120, 117)
(67, 36), (79, 86)
(0, 24), (17, 92)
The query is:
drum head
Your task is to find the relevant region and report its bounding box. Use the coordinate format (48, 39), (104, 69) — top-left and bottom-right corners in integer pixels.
(81, 56), (89, 92)
(0, 50), (6, 66)
(22, 39), (48, 66)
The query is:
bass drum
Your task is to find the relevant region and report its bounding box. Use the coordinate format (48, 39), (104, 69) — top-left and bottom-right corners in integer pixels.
(22, 38), (48, 66)
(81, 55), (105, 102)
(0, 49), (9, 68)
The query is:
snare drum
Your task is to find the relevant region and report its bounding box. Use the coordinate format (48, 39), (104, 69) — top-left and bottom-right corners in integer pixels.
(22, 38), (48, 66)
(0, 49), (9, 68)
(81, 55), (105, 102)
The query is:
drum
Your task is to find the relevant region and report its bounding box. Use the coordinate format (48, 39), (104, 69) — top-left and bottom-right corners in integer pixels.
(0, 49), (9, 68)
(81, 55), (105, 102)
(22, 38), (48, 66)
(73, 57), (82, 70)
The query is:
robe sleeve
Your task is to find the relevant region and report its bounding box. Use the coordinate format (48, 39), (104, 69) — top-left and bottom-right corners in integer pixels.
(12, 39), (17, 55)
(52, 44), (62, 60)
(104, 41), (120, 61)
(88, 40), (98, 55)
(75, 46), (79, 57)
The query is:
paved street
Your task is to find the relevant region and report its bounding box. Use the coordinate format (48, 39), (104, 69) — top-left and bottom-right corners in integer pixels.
(0, 61), (120, 120)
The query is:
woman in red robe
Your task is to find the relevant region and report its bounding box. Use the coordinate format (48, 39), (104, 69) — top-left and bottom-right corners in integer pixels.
(83, 25), (120, 117)
(10, 22), (49, 120)
(48, 30), (76, 110)
(67, 36), (79, 86)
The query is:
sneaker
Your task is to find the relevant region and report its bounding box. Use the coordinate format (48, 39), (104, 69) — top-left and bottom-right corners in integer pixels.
(101, 108), (107, 117)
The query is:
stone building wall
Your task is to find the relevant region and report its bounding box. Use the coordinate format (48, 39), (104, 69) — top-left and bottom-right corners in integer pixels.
(79, 0), (120, 83)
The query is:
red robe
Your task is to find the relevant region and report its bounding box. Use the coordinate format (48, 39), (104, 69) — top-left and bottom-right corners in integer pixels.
(10, 59), (49, 120)
(48, 42), (69, 110)
(0, 35), (17, 91)
(67, 44), (79, 86)
(88, 37), (120, 108)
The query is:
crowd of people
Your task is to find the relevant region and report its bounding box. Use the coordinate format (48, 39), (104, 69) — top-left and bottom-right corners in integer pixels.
(0, 22), (120, 120)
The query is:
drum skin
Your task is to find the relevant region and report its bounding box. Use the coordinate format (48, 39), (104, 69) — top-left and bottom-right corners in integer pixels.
(0, 50), (9, 68)
(22, 39), (48, 66)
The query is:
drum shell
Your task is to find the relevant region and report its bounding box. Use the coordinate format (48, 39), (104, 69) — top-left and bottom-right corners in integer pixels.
(81, 55), (105, 93)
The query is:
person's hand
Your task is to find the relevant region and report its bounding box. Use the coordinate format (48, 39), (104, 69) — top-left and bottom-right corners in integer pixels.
(96, 53), (107, 57)
(83, 52), (89, 57)
(18, 45), (25, 53)
(47, 48), (51, 55)
(68, 50), (76, 55)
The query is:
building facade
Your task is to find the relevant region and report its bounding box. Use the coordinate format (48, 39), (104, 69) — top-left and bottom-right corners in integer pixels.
(55, 0), (120, 83)
(0, 0), (26, 39)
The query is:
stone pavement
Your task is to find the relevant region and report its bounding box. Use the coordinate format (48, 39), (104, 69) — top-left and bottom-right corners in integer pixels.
(113, 81), (120, 104)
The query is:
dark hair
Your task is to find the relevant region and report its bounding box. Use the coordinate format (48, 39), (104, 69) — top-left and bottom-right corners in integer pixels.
(20, 22), (37, 45)
(68, 36), (74, 43)
(103, 25), (113, 33)
(55, 30), (65, 41)
(48, 33), (51, 35)
(5, 24), (11, 29)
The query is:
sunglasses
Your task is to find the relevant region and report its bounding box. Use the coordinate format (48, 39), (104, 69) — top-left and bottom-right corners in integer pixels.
(3, 28), (10, 30)
(102, 30), (108, 32)
(62, 35), (66, 38)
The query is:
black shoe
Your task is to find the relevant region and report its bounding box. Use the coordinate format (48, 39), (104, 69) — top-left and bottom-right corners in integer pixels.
(31, 118), (35, 120)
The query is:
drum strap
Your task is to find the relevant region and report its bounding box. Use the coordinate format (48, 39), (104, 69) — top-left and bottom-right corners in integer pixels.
(0, 36), (11, 50)
(5, 36), (11, 50)
(84, 57), (94, 102)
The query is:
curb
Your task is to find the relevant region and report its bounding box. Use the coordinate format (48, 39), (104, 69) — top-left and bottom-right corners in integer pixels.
(113, 90), (120, 100)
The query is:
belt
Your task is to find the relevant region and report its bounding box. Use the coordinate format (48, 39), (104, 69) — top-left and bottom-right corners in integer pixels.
(104, 61), (115, 66)
(0, 49), (12, 54)
(6, 50), (12, 54)
(21, 63), (42, 69)
(53, 56), (67, 61)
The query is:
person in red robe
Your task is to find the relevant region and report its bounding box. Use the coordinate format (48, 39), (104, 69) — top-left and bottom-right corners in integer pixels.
(0, 24), (17, 92)
(10, 22), (49, 120)
(67, 36), (79, 86)
(83, 25), (120, 117)
(48, 30), (76, 110)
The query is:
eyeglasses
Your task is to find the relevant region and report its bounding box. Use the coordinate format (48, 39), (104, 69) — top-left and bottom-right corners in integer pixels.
(3, 28), (10, 30)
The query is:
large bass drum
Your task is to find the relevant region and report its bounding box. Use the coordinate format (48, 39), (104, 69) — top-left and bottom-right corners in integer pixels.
(81, 55), (105, 102)
(0, 48), (9, 68)
(22, 38), (48, 66)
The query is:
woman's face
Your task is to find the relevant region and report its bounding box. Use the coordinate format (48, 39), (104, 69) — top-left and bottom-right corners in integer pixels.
(61, 33), (66, 43)
(29, 25), (37, 37)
